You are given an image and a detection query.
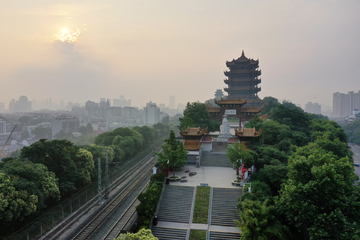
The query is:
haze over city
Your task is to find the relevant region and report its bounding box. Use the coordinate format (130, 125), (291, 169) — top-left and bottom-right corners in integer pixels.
(1, 0), (359, 108)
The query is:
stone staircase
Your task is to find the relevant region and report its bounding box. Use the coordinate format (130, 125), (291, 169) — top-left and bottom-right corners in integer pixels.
(151, 227), (187, 240)
(157, 185), (195, 223)
(209, 231), (241, 240)
(210, 188), (241, 227)
(201, 152), (233, 168)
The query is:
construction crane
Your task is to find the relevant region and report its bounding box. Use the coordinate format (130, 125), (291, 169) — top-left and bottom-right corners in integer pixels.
(0, 124), (17, 159)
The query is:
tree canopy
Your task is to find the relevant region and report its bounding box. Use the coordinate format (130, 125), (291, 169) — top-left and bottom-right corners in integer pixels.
(155, 130), (188, 177)
(180, 101), (220, 132)
(20, 139), (94, 195)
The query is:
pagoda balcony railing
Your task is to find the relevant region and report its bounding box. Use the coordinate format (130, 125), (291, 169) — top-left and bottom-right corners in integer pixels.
(224, 79), (261, 84)
(224, 87), (261, 92)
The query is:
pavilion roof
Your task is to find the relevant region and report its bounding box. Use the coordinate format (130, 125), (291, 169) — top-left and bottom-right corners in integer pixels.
(207, 106), (221, 112)
(183, 140), (201, 151)
(241, 106), (263, 113)
(260, 114), (269, 120)
(234, 127), (263, 138)
(215, 98), (247, 105)
(179, 127), (208, 136)
(245, 99), (266, 104)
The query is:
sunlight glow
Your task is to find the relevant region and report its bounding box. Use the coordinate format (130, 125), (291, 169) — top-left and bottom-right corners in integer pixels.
(56, 28), (80, 43)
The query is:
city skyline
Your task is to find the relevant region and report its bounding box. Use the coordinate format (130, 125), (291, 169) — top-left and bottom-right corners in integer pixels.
(1, 1), (359, 108)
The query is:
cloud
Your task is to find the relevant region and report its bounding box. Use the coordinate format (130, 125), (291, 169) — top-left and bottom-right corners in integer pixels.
(52, 28), (84, 55)
(52, 40), (75, 54)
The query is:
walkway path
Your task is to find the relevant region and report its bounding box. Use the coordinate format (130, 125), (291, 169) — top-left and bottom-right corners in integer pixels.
(152, 185), (241, 240)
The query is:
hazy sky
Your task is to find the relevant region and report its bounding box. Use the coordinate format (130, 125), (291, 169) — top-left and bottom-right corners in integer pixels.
(1, 0), (359, 108)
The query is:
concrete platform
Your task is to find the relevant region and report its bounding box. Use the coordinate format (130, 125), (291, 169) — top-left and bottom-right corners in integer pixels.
(170, 164), (240, 188)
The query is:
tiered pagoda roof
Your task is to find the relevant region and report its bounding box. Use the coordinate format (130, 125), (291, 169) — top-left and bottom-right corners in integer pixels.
(179, 127), (208, 137)
(234, 127), (263, 138)
(224, 50), (262, 101)
(214, 98), (247, 105)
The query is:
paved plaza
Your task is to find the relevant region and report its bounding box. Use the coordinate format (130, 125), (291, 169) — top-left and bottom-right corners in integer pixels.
(170, 164), (239, 188)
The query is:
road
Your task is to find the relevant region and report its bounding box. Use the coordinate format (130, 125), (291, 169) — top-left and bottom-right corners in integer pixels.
(350, 144), (360, 185)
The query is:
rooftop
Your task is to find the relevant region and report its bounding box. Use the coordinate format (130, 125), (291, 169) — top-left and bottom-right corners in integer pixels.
(179, 127), (208, 136)
(214, 98), (247, 105)
(234, 127), (263, 137)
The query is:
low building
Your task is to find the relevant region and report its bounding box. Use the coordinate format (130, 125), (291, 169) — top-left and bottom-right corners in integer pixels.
(144, 101), (160, 126)
(52, 115), (79, 138)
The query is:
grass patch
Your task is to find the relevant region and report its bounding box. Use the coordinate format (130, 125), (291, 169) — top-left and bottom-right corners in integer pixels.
(192, 186), (210, 224)
(189, 229), (207, 240)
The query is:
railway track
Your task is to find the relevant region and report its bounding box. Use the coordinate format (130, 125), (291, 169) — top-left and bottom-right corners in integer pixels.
(101, 182), (149, 240)
(66, 152), (158, 240)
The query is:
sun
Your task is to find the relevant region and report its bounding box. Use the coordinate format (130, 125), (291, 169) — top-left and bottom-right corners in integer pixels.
(56, 28), (80, 43)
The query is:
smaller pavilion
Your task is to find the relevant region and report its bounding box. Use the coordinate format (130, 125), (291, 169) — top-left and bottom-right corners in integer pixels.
(234, 127), (263, 149)
(179, 127), (208, 164)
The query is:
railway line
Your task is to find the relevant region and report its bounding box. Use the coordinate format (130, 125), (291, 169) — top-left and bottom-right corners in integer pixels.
(101, 182), (149, 240)
(55, 147), (161, 240)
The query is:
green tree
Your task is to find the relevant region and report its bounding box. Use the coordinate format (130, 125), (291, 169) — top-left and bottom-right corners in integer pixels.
(179, 114), (195, 128)
(133, 126), (154, 149)
(244, 114), (263, 130)
(276, 150), (360, 239)
(270, 104), (310, 134)
(161, 115), (170, 125)
(115, 229), (157, 240)
(0, 173), (38, 223)
(344, 119), (360, 144)
(119, 136), (135, 159)
(227, 143), (257, 180)
(251, 164), (288, 197)
(155, 130), (188, 177)
(260, 96), (280, 116)
(261, 120), (292, 146)
(237, 199), (290, 240)
(310, 118), (347, 143)
(21, 139), (95, 195)
(53, 129), (73, 140)
(110, 145), (125, 162)
(32, 125), (47, 139)
(255, 146), (288, 170)
(1, 159), (60, 210)
(73, 149), (94, 187)
(180, 102), (220, 132)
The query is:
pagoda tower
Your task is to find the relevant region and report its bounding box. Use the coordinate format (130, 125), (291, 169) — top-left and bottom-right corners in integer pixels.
(224, 50), (261, 101)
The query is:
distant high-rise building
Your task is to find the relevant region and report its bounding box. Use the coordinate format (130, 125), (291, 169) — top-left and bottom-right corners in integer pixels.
(113, 95), (131, 107)
(144, 101), (160, 126)
(12, 96), (31, 112)
(0, 102), (5, 112)
(9, 99), (15, 113)
(169, 96), (175, 109)
(305, 102), (321, 114)
(60, 101), (65, 109)
(159, 104), (165, 110)
(0, 119), (6, 134)
(177, 103), (185, 113)
(333, 90), (360, 117)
